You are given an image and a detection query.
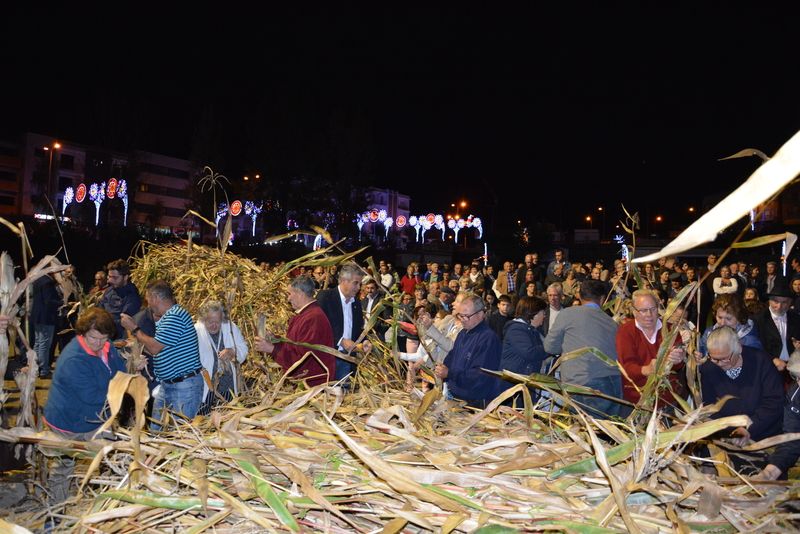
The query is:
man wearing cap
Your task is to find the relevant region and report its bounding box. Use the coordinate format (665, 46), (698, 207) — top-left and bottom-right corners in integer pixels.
(752, 284), (800, 371)
(438, 286), (456, 313)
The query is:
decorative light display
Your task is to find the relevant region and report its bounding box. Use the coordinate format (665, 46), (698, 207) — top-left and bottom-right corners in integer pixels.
(76, 183), (86, 203)
(107, 178), (118, 199)
(230, 200), (243, 216)
(356, 210), (485, 243)
(62, 187), (74, 215)
(409, 215), (420, 242)
(89, 182), (105, 225)
(750, 209), (756, 231)
(118, 180), (128, 226)
(357, 212), (368, 239)
(244, 200), (263, 236)
(383, 217), (393, 238)
(215, 203), (228, 236)
(614, 235), (626, 244)
(783, 239), (788, 277)
(396, 215), (406, 228)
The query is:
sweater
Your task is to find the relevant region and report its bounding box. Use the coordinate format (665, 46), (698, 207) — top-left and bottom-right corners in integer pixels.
(272, 301), (335, 386)
(499, 319), (548, 391)
(615, 319), (683, 404)
(443, 320), (502, 402)
(700, 345), (783, 442)
(44, 336), (128, 433)
(543, 304), (620, 384)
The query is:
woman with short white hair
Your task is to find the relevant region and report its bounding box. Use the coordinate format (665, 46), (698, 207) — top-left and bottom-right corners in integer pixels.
(195, 299), (248, 414)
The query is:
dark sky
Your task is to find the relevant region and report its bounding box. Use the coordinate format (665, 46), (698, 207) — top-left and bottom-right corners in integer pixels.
(4, 3), (800, 230)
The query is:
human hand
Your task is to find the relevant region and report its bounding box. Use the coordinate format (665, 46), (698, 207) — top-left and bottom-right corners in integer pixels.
(418, 314), (433, 328)
(219, 348), (235, 361)
(774, 358), (787, 371)
(362, 340), (373, 354)
(754, 464), (782, 481)
(340, 338), (357, 352)
(255, 337), (274, 353)
(693, 350), (704, 364)
(667, 347), (686, 365)
(434, 364), (448, 379)
(793, 337), (800, 349)
(120, 313), (136, 332)
(642, 359), (656, 377)
(730, 427), (751, 448)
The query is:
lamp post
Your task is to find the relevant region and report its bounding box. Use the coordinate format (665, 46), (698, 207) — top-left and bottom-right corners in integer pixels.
(43, 142), (60, 207)
(586, 216), (592, 229)
(598, 206), (605, 241)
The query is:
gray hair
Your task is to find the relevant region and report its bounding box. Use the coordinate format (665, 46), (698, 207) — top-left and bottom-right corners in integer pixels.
(631, 289), (659, 310)
(198, 299), (229, 322)
(338, 264), (362, 283)
(788, 349), (800, 374)
(461, 294), (485, 314)
(145, 280), (175, 302)
(290, 275), (316, 297)
(547, 283), (563, 296)
(706, 326), (741, 354)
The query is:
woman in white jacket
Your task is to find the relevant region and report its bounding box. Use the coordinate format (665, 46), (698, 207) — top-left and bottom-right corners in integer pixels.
(195, 300), (248, 414)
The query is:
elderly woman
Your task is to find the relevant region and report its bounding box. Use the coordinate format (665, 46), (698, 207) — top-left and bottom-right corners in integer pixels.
(701, 326), (783, 449)
(698, 293), (762, 356)
(195, 299), (248, 414)
(498, 297), (548, 402)
(43, 308), (128, 506)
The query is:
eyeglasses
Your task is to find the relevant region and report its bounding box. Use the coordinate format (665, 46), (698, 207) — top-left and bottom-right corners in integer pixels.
(460, 310), (484, 321)
(633, 306), (659, 315)
(708, 352), (735, 364)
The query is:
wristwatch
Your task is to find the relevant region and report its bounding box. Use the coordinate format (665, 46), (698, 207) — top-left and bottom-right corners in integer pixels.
(131, 327), (141, 336)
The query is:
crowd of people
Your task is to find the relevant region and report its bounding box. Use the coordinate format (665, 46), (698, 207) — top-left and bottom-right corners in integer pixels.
(5, 247), (800, 509)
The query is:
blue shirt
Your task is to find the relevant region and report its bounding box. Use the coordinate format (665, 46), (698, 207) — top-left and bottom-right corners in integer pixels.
(443, 320), (502, 402)
(153, 304), (201, 381)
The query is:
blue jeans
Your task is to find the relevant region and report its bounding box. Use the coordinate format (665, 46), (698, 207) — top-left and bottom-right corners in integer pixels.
(34, 323), (55, 375)
(334, 355), (354, 383)
(571, 374), (623, 420)
(151, 373), (203, 431)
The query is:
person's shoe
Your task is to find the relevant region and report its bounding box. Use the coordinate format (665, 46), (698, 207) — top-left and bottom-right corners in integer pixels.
(39, 372), (53, 379)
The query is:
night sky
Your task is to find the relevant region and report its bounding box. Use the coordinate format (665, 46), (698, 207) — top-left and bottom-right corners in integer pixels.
(4, 3), (800, 231)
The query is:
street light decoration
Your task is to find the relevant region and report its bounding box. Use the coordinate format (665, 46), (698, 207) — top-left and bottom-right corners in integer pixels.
(62, 187), (74, 215)
(107, 178), (118, 199)
(76, 183), (86, 203)
(244, 200), (263, 236)
(118, 180), (129, 226)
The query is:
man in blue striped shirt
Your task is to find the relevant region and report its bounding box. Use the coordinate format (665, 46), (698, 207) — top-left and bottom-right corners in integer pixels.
(122, 280), (202, 430)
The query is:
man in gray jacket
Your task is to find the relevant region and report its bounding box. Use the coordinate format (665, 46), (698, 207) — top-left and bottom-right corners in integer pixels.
(544, 280), (622, 419)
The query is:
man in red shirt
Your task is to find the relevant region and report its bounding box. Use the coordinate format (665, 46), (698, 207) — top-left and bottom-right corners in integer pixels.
(256, 275), (336, 386)
(617, 289), (685, 408)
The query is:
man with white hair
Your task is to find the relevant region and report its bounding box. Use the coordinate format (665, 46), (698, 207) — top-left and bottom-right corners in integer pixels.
(616, 289), (685, 407)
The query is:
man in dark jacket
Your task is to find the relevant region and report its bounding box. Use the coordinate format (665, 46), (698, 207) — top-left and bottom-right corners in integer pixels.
(435, 294), (502, 409)
(751, 284), (800, 372)
(760, 351), (800, 480)
(317, 264), (367, 382)
(99, 259), (142, 340)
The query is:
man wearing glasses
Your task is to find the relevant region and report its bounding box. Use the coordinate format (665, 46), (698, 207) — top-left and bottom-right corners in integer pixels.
(544, 280), (623, 419)
(435, 294), (501, 409)
(616, 290), (685, 408)
(700, 326), (782, 460)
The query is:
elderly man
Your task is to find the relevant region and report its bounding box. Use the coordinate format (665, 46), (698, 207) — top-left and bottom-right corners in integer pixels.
(99, 259), (142, 340)
(542, 283), (564, 336)
(760, 351), (800, 480)
(752, 284), (800, 371)
(616, 289), (685, 407)
(701, 326), (782, 450)
(424, 263), (441, 283)
(544, 263), (565, 288)
(438, 286), (456, 313)
(317, 264), (367, 382)
(544, 280), (622, 419)
(256, 275), (335, 386)
(121, 280), (202, 430)
(435, 294), (501, 409)
(494, 261), (515, 297)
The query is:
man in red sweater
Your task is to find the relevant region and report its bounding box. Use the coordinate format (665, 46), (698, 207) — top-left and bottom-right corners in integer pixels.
(617, 289), (685, 407)
(256, 275), (336, 386)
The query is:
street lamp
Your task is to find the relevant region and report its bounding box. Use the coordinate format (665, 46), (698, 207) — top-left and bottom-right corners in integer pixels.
(43, 142), (60, 205)
(586, 216), (593, 229)
(598, 206), (606, 240)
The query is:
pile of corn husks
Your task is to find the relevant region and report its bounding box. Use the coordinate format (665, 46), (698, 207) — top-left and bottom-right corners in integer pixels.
(0, 243), (799, 534)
